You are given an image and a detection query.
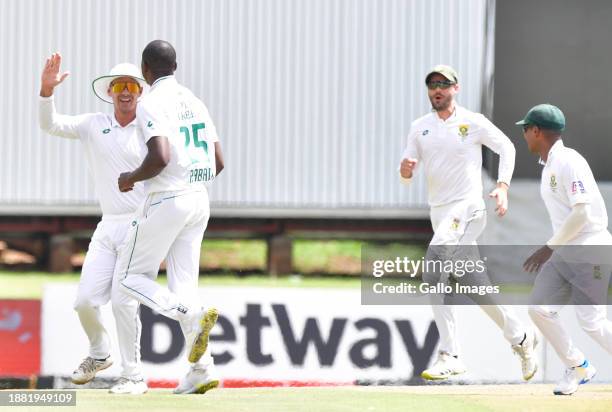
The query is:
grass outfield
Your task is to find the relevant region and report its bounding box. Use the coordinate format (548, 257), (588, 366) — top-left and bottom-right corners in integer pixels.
(0, 240), (428, 299)
(0, 272), (361, 299)
(3, 386), (612, 412)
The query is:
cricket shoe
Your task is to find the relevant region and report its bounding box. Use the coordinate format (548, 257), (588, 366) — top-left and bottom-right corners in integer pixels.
(421, 351), (466, 380)
(173, 365), (220, 394)
(71, 356), (113, 385)
(186, 307), (219, 363)
(109, 377), (148, 394)
(512, 332), (538, 381)
(553, 360), (596, 396)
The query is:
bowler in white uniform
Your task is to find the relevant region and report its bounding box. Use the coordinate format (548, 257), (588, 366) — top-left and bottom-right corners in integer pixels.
(39, 53), (149, 394)
(116, 40), (224, 395)
(399, 65), (537, 381)
(519, 104), (612, 395)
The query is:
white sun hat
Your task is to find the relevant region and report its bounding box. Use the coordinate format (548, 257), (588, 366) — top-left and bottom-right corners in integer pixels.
(91, 63), (148, 104)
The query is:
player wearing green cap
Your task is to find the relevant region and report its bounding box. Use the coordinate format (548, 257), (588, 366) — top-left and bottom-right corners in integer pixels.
(519, 103), (612, 395)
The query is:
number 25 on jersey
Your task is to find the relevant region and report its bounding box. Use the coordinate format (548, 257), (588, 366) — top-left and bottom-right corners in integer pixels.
(180, 122), (215, 183)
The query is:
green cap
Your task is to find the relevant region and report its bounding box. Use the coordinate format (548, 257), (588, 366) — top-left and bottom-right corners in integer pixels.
(515, 104), (565, 131)
(425, 65), (458, 84)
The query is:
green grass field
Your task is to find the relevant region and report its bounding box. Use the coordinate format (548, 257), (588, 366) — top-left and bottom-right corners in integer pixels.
(0, 240), (428, 298)
(2, 386), (612, 412)
(198, 239), (426, 274)
(0, 271), (362, 299)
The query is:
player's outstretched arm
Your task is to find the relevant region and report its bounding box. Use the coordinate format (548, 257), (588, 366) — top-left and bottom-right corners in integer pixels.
(214, 142), (224, 176)
(40, 53), (70, 97)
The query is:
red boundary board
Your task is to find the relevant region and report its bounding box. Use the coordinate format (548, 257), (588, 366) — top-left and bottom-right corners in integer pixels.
(0, 300), (41, 376)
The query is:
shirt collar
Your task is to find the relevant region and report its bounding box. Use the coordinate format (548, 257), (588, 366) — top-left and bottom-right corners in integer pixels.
(539, 139), (564, 166)
(110, 115), (137, 129)
(150, 75), (176, 90)
(433, 104), (461, 122)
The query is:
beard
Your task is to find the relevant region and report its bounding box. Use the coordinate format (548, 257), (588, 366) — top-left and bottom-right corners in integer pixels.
(429, 94), (452, 112)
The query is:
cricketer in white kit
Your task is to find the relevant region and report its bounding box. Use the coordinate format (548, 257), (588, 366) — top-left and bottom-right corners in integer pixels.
(519, 104), (612, 395)
(116, 40), (224, 395)
(399, 65), (537, 381)
(38, 53), (149, 394)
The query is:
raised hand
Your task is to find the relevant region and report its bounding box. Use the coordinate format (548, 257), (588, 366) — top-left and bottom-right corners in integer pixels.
(40, 53), (70, 97)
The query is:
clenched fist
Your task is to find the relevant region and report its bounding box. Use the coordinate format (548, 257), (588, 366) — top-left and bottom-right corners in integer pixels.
(400, 158), (418, 179)
(118, 172), (135, 192)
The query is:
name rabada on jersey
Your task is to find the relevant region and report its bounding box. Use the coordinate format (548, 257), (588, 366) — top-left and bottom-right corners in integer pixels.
(189, 167), (214, 183)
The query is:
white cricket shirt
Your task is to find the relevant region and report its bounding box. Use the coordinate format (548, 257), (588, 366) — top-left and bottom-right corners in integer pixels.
(136, 76), (219, 194)
(400, 105), (515, 207)
(540, 140), (608, 243)
(39, 96), (146, 216)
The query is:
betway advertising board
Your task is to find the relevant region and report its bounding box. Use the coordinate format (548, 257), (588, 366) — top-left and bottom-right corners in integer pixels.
(42, 285), (612, 384)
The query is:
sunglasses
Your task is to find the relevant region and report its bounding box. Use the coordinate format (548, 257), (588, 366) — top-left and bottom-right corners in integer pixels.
(110, 82), (141, 94)
(522, 124), (532, 132)
(426, 80), (455, 90)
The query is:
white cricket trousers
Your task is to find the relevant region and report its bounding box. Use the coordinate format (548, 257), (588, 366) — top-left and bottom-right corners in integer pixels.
(73, 213), (142, 379)
(426, 198), (525, 356)
(117, 188), (213, 369)
(528, 246), (612, 367)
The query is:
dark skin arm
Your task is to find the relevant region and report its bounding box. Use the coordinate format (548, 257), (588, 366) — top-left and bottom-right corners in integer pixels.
(118, 136), (170, 192)
(214, 142), (225, 176)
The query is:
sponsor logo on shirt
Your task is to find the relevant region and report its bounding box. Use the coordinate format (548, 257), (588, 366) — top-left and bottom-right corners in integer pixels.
(147, 121), (154, 128)
(458, 124), (469, 139)
(571, 180), (586, 194)
(550, 174), (557, 192)
(593, 265), (602, 280)
(451, 218), (460, 231)
(422, 130), (429, 136)
(102, 128), (111, 134)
